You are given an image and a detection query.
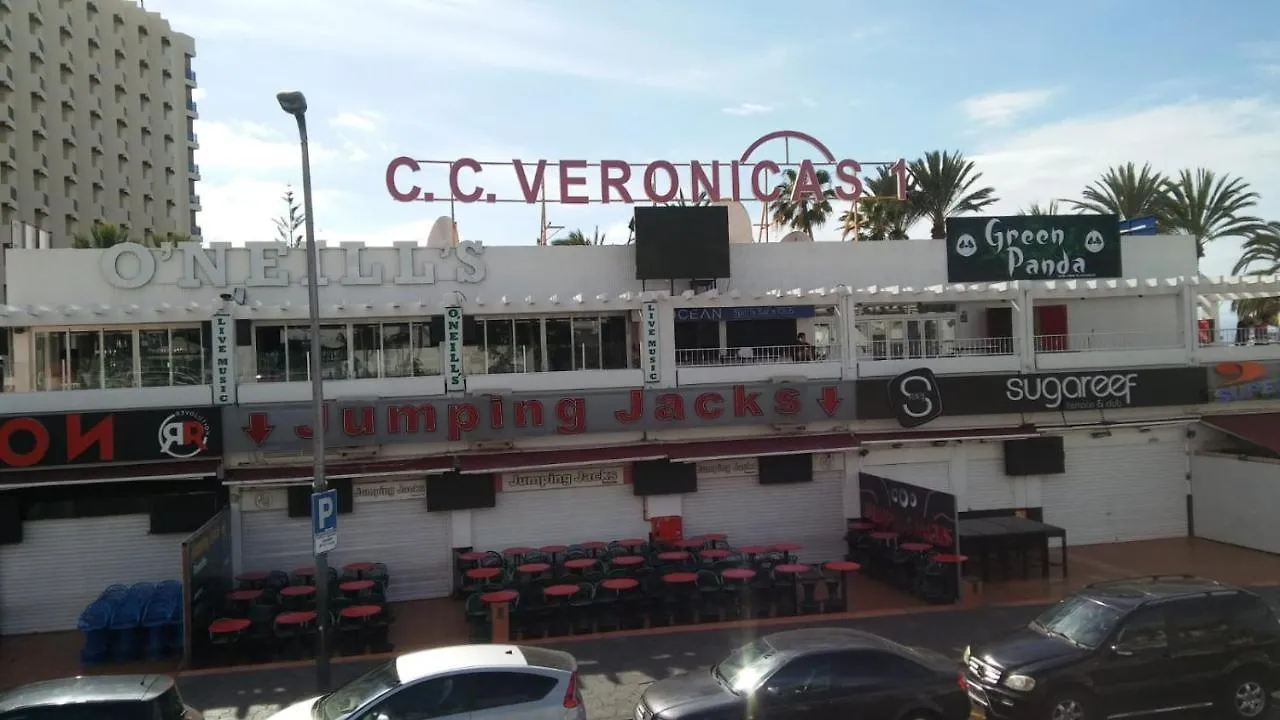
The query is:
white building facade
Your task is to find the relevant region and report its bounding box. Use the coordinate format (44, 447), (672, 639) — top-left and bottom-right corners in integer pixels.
(1, 232), (1279, 633)
(1, 0), (201, 245)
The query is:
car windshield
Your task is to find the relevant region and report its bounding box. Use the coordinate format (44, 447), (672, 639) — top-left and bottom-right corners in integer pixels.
(1032, 594), (1126, 649)
(713, 639), (778, 694)
(317, 661), (402, 720)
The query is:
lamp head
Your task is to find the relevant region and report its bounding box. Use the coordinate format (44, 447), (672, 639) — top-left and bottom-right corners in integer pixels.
(276, 91), (308, 116)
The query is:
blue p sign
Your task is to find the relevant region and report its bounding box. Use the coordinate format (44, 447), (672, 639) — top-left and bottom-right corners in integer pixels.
(311, 489), (338, 554)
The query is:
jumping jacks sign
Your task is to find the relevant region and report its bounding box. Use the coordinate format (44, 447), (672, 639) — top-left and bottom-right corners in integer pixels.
(858, 367), (1207, 419)
(945, 214), (1122, 282)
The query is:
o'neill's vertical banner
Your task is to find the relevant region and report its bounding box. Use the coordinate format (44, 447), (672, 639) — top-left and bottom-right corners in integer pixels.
(211, 313), (235, 405)
(641, 301), (661, 385)
(444, 306), (465, 393)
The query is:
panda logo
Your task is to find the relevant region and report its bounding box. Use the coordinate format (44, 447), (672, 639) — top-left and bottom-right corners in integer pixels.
(1084, 230), (1106, 254)
(954, 233), (978, 258)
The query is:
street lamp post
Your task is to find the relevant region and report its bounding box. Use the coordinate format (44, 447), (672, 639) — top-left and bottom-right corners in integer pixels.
(276, 89), (331, 691)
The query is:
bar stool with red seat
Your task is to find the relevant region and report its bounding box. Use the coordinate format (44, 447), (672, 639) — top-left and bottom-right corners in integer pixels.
(720, 568), (756, 619)
(772, 564), (810, 616)
(464, 566), (503, 593)
(225, 589), (262, 617)
(773, 542), (803, 564)
(274, 610), (317, 659)
(609, 555), (645, 570)
(930, 553), (968, 604)
(335, 604), (380, 655)
(279, 584), (316, 611)
(340, 579), (375, 599)
(516, 562), (551, 581)
(823, 560), (860, 613)
(698, 548), (731, 564)
(208, 617), (250, 664)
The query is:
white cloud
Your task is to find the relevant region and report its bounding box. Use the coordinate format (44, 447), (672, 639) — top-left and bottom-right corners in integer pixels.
(196, 120), (341, 174)
(721, 103), (774, 116)
(962, 89), (1055, 127)
(330, 111), (381, 133)
(190, 87), (207, 102)
(198, 179), (347, 245)
(799, 97), (818, 109)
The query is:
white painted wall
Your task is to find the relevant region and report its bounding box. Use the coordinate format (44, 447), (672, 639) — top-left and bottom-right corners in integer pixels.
(1058, 296), (1181, 350)
(1191, 453), (1280, 554)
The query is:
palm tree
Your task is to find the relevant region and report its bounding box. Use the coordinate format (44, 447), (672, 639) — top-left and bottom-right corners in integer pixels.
(1164, 168), (1264, 258)
(1231, 221), (1280, 324)
(73, 221), (142, 248)
(1019, 201), (1062, 216)
(908, 150), (998, 239)
(552, 227), (606, 246)
(1067, 162), (1169, 223)
(769, 168), (835, 237)
(839, 166), (921, 241)
(143, 230), (194, 245)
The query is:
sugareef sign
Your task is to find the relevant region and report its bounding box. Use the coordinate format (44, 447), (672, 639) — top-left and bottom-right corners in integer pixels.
(945, 214), (1122, 282)
(386, 130), (908, 206)
(502, 466), (624, 492)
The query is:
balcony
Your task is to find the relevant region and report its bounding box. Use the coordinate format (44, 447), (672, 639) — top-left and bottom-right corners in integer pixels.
(6, 378), (214, 414)
(185, 99), (198, 116)
(856, 336), (1021, 377)
(189, 193), (200, 207)
(675, 343), (843, 385)
(188, 163), (200, 178)
(185, 67), (196, 84)
(1032, 330), (1186, 371)
(187, 130), (198, 148)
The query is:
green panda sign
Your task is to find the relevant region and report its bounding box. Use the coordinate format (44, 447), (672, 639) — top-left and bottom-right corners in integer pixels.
(945, 214), (1122, 283)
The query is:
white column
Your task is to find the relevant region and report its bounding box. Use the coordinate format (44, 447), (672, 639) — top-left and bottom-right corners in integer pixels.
(228, 486), (244, 577)
(1019, 289), (1037, 371)
(843, 298), (859, 378)
(1179, 284), (1197, 362)
(657, 299), (678, 388)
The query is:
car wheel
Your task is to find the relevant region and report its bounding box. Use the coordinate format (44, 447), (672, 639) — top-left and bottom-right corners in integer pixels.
(1045, 692), (1090, 720)
(1223, 670), (1270, 719)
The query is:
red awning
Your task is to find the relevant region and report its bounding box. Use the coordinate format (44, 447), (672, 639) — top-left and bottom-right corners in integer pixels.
(663, 433), (859, 462)
(0, 458), (221, 486)
(456, 445), (666, 474)
(224, 456), (454, 485)
(1201, 413), (1280, 454)
(858, 426), (1038, 444)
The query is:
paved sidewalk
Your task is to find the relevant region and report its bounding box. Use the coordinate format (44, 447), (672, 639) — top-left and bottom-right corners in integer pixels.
(182, 604), (1043, 720)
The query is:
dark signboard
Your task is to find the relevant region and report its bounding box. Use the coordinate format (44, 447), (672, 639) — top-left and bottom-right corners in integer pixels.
(227, 381), (855, 454)
(675, 305), (816, 322)
(181, 507), (232, 667)
(0, 407), (223, 470)
(1208, 361), (1280, 403)
(946, 214), (1122, 282)
(859, 472), (957, 552)
(859, 367), (1207, 423)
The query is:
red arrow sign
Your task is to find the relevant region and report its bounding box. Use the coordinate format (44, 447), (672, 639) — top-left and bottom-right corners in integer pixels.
(817, 386), (842, 417)
(242, 413), (274, 446)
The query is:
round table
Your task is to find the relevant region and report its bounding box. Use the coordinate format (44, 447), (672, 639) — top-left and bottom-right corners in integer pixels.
(699, 549), (731, 560)
(601, 578), (639, 591)
(847, 521), (877, 531)
(226, 589), (263, 603)
(579, 541), (608, 551)
(465, 567), (502, 581)
(340, 580), (375, 593)
(563, 558), (597, 571)
(616, 538), (646, 548)
(209, 618), (251, 634)
(609, 555), (645, 567)
(340, 605), (382, 620)
(702, 533), (727, 541)
(344, 562), (375, 574)
(656, 551), (688, 562)
(544, 584), (581, 598)
(721, 568), (756, 581)
(459, 551), (488, 562)
(900, 542), (933, 553)
(517, 563), (551, 574)
(503, 547), (533, 557)
(774, 563), (811, 575)
(869, 531), (900, 541)
(292, 567), (316, 578)
(675, 538), (705, 550)
(539, 544), (568, 554)
(824, 560), (861, 572)
(773, 542), (803, 553)
(280, 585), (316, 597)
(933, 554), (968, 564)
(823, 561), (861, 612)
(480, 590), (518, 604)
(235, 572), (269, 584)
(738, 545), (770, 555)
(662, 572), (698, 584)
(275, 611), (317, 625)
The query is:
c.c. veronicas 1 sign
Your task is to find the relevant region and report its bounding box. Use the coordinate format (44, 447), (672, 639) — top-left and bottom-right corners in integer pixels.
(228, 381), (854, 454)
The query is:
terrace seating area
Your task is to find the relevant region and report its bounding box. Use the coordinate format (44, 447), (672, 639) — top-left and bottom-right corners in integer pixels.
(457, 534), (861, 641)
(201, 561), (396, 666)
(77, 581), (184, 664)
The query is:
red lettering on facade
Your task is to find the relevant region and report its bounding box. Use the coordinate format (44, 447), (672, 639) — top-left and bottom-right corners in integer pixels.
(693, 392), (724, 419)
(555, 398), (586, 434)
(817, 386), (842, 417)
(242, 413), (274, 445)
(513, 400), (544, 427)
(488, 396), (505, 430)
(654, 393), (686, 422)
(386, 405), (437, 434)
(0, 417), (50, 468)
(294, 405), (329, 440)
(773, 388), (801, 415)
(447, 403), (479, 441)
(67, 414), (114, 462)
(732, 385), (763, 416)
(342, 407), (376, 436)
(615, 390), (644, 423)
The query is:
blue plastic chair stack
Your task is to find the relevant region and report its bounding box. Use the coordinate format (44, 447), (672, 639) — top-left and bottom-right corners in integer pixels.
(77, 600), (114, 664)
(109, 592), (146, 662)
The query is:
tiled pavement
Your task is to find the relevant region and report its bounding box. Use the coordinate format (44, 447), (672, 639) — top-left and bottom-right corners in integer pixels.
(181, 587), (1280, 720)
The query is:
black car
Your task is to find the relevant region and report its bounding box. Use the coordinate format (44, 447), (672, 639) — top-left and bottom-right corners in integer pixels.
(964, 575), (1280, 720)
(0, 674), (201, 720)
(636, 627), (969, 720)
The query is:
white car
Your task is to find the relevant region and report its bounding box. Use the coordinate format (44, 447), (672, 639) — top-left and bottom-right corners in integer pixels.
(268, 644), (586, 720)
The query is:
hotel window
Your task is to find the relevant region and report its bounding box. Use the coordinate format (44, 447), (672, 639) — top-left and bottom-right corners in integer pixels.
(254, 324), (349, 382)
(139, 325), (206, 386)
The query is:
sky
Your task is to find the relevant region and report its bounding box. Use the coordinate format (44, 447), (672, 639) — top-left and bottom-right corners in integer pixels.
(146, 0), (1280, 279)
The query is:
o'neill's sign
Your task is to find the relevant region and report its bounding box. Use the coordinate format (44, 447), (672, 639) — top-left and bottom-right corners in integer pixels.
(385, 130), (909, 206)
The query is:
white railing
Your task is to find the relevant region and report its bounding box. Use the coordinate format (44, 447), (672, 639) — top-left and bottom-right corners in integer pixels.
(1033, 331), (1183, 353)
(1199, 327), (1279, 347)
(856, 337), (1016, 361)
(675, 344), (838, 367)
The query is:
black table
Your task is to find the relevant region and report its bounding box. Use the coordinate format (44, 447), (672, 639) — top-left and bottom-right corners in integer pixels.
(959, 516), (1067, 582)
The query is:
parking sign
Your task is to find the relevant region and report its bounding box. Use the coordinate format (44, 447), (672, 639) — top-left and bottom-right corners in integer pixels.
(311, 489), (338, 555)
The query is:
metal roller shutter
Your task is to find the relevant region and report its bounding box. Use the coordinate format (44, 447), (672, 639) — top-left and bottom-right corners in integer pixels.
(964, 458), (1018, 511)
(241, 509), (311, 576)
(470, 485), (648, 551)
(681, 471), (846, 562)
(1042, 429), (1188, 545)
(0, 515), (182, 635)
(338, 500), (452, 600)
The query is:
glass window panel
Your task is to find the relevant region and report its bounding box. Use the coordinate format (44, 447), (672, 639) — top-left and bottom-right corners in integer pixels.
(411, 322), (441, 376)
(286, 326), (310, 382)
(601, 315), (628, 370)
(67, 331), (102, 389)
(462, 318), (486, 375)
(572, 317), (601, 370)
(352, 324), (380, 379)
(171, 326), (203, 385)
(513, 319), (543, 373)
(102, 330), (135, 388)
(485, 319), (515, 374)
(545, 318), (573, 371)
(139, 329), (171, 387)
(382, 323), (411, 377)
(254, 325), (286, 382)
(318, 325), (349, 380)
(35, 331), (66, 390)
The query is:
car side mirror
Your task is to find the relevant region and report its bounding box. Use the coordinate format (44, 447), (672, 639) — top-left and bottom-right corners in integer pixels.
(1110, 644), (1134, 657)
